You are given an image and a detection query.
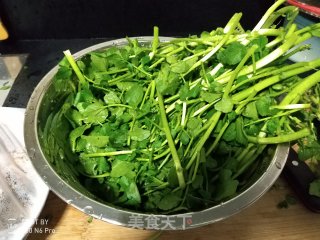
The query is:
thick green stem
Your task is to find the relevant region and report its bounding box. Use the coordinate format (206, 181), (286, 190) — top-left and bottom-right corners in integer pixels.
(157, 90), (186, 189)
(223, 45), (258, 98)
(253, 0), (286, 31)
(205, 120), (229, 156)
(247, 128), (310, 144)
(232, 59), (320, 102)
(277, 44), (311, 64)
(152, 26), (159, 55)
(235, 144), (255, 162)
(192, 152), (201, 182)
(82, 150), (134, 158)
(232, 60), (309, 92)
(63, 50), (86, 88)
(233, 144), (267, 179)
(244, 109), (300, 127)
(108, 72), (135, 85)
(149, 57), (165, 69)
(217, 34), (299, 84)
(185, 13), (242, 75)
(295, 22), (320, 35)
(227, 28), (284, 45)
(186, 111), (222, 170)
(280, 70), (320, 106)
(263, 6), (298, 30)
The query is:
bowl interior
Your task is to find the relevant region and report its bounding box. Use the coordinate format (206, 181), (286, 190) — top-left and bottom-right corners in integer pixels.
(24, 37), (289, 229)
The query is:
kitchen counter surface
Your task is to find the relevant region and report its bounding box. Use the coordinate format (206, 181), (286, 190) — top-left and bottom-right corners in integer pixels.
(27, 178), (320, 240)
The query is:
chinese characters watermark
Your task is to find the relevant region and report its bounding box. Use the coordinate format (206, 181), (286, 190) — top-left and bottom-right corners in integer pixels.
(128, 214), (193, 230)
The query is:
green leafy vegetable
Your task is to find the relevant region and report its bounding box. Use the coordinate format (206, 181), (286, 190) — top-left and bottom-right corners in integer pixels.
(217, 42), (247, 66)
(214, 169), (239, 201)
(155, 64), (180, 95)
(255, 96), (278, 117)
(215, 97), (234, 113)
(158, 192), (181, 210)
(129, 127), (151, 141)
(40, 0), (320, 214)
(124, 84), (144, 107)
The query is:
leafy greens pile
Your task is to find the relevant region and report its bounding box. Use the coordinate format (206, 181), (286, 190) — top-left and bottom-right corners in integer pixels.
(42, 0), (320, 212)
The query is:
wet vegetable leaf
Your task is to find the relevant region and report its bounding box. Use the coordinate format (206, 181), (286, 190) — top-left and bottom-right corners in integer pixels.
(171, 56), (198, 74)
(215, 98), (234, 113)
(214, 169), (239, 201)
(155, 64), (180, 95)
(158, 192), (181, 210)
(201, 91), (221, 103)
(255, 96), (277, 117)
(124, 84), (144, 107)
(69, 124), (91, 152)
(242, 101), (258, 120)
(217, 42), (247, 66)
(104, 91), (121, 104)
(111, 160), (135, 178)
(129, 127), (151, 141)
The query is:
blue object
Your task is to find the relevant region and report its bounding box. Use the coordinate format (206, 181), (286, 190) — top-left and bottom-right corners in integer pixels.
(289, 14), (320, 62)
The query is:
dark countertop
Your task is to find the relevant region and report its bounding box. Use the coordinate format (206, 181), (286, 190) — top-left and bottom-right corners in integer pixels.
(0, 0), (274, 40)
(0, 39), (111, 107)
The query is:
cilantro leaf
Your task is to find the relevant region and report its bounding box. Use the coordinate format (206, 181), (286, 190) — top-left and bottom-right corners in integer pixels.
(158, 192), (181, 210)
(213, 169), (239, 201)
(222, 122), (236, 142)
(242, 101), (258, 120)
(180, 131), (190, 145)
(187, 117), (203, 137)
(217, 42), (247, 66)
(79, 156), (108, 176)
(214, 98), (234, 113)
(266, 118), (279, 135)
(124, 84), (144, 107)
(76, 102), (109, 124)
(179, 83), (201, 101)
(255, 96), (278, 117)
(235, 117), (247, 145)
(117, 176), (141, 205)
(155, 63), (181, 95)
(111, 160), (135, 179)
(104, 91), (121, 104)
(81, 135), (110, 148)
(69, 124), (91, 152)
(171, 57), (198, 74)
(90, 53), (108, 71)
(201, 91), (221, 103)
(55, 65), (72, 80)
(248, 35), (269, 60)
(129, 127), (151, 141)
